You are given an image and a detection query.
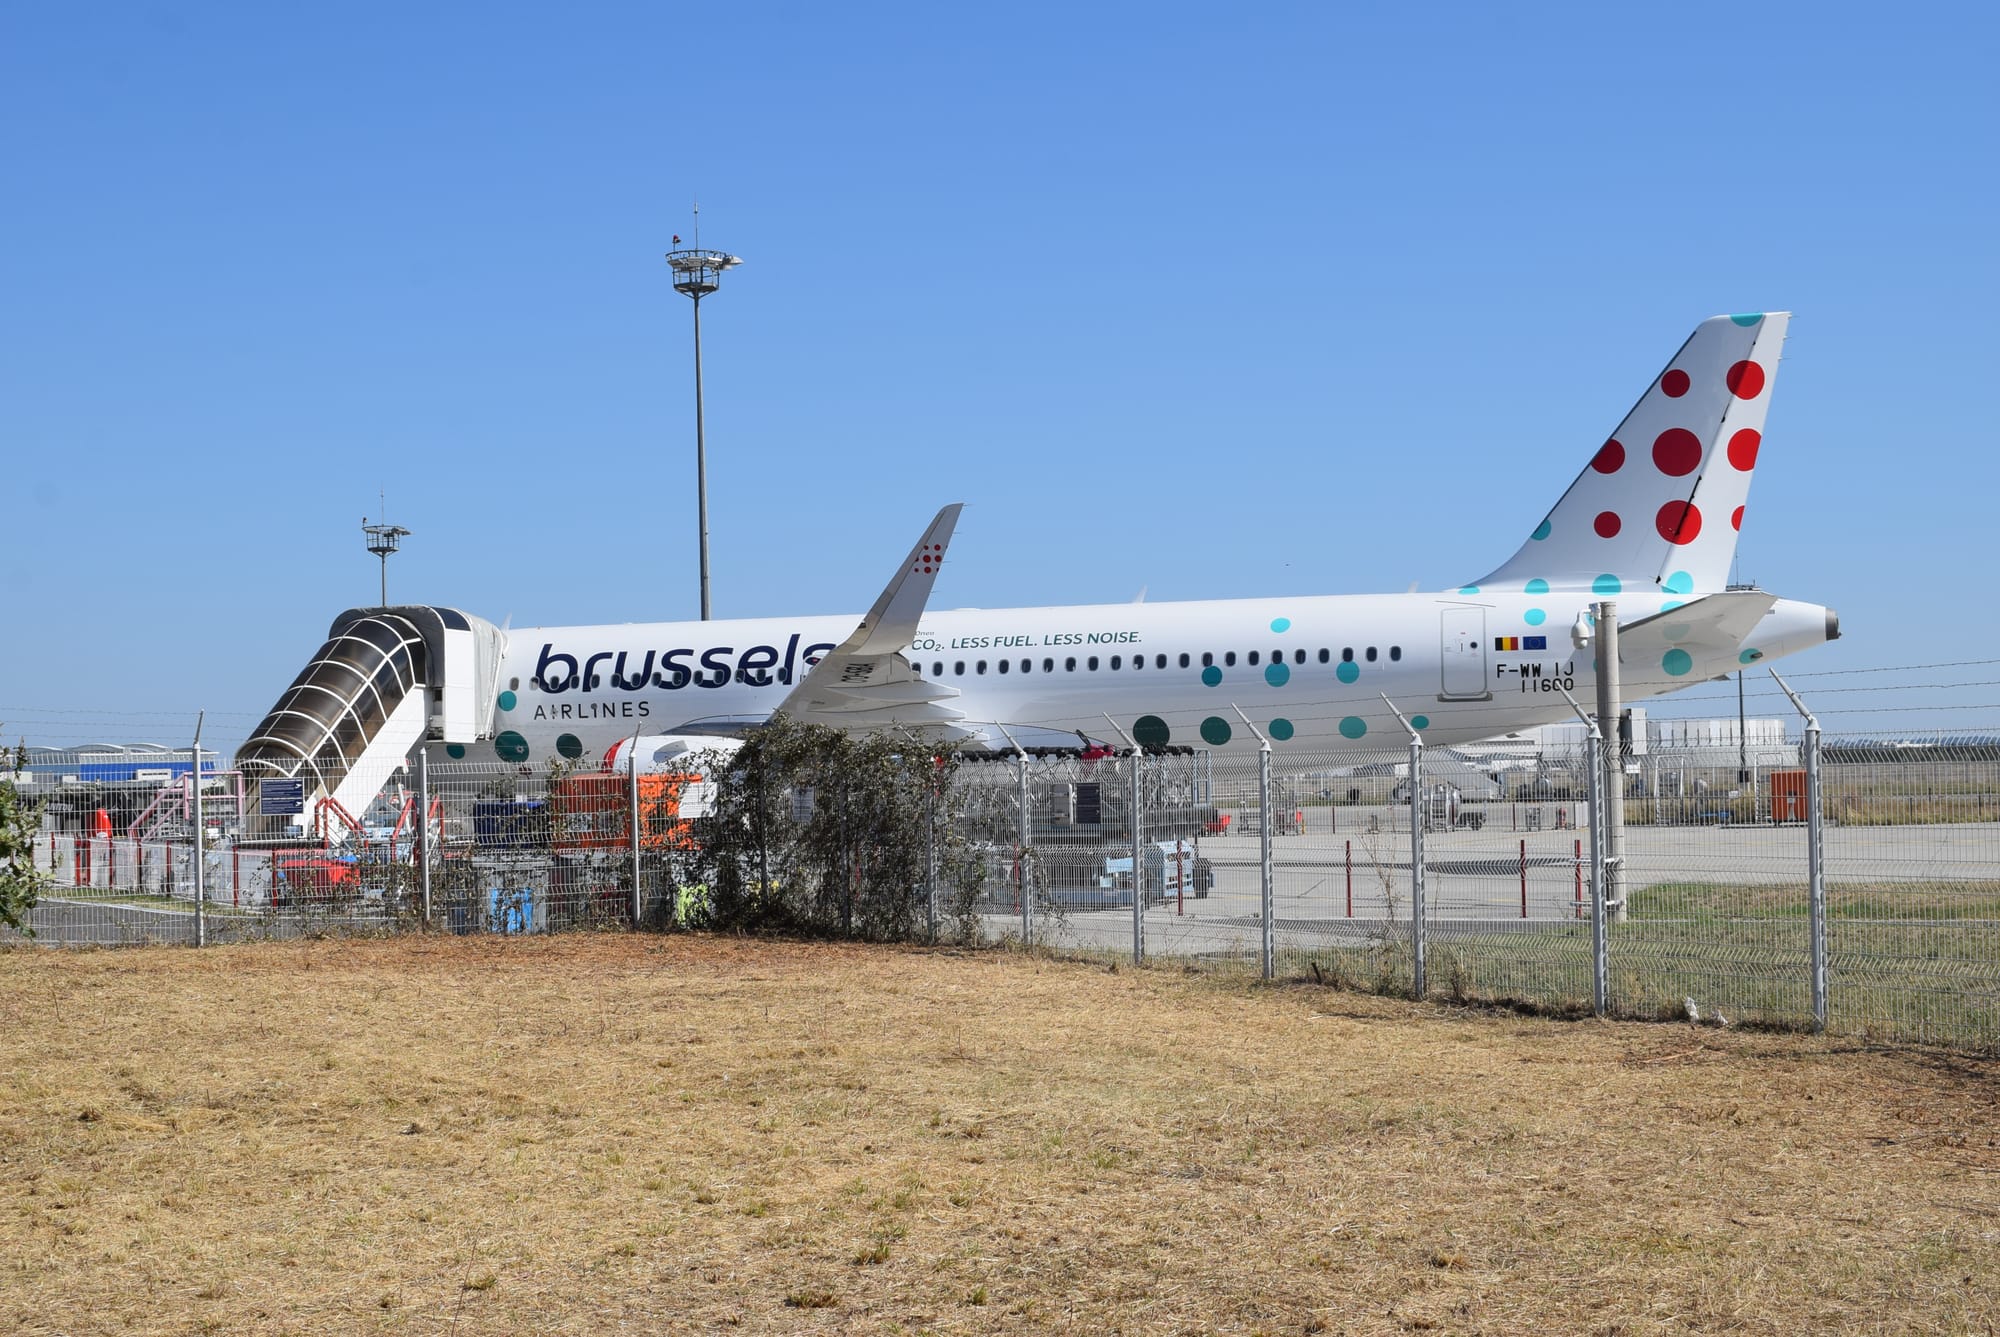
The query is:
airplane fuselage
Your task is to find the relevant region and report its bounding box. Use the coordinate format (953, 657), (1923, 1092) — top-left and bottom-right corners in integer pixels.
(483, 589), (1835, 766)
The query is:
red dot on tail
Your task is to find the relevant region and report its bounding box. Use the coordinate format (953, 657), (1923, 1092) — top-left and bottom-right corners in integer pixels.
(1594, 511), (1622, 538)
(1657, 500), (1703, 544)
(1652, 428), (1703, 477)
(1592, 440), (1625, 473)
(1732, 505), (1744, 531)
(1727, 428), (1761, 471)
(1726, 360), (1766, 399)
(1661, 369), (1690, 398)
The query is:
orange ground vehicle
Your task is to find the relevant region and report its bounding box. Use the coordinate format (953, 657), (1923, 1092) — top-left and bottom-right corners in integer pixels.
(550, 771), (706, 852)
(271, 852), (359, 904)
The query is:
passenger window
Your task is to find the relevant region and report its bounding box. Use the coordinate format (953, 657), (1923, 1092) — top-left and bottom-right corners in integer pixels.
(932, 662), (943, 677)
(954, 661), (965, 675)
(1156, 654), (1167, 669)
(1366, 647), (1378, 662)
(1317, 649), (1329, 664)
(1248, 651), (1259, 666)
(1110, 656), (1122, 670)
(1225, 652), (1237, 667)
(1088, 656), (1099, 671)
(1342, 648), (1354, 663)
(998, 659), (1009, 674)
(1133, 655), (1143, 670)
(1294, 649), (1306, 665)
(977, 660), (988, 674)
(1043, 658), (1054, 673)
(1178, 653), (1190, 668)
(1202, 652), (1213, 667)
(1390, 645), (1402, 661)
(1066, 657), (1077, 671)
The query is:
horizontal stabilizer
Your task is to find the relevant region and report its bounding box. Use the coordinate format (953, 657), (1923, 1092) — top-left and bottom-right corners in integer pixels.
(1615, 590), (1777, 690)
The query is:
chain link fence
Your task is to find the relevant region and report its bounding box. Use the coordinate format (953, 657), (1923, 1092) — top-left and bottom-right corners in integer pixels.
(10, 692), (2000, 1051)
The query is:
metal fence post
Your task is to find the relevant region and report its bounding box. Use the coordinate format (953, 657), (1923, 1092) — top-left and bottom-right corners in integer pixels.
(1018, 744), (1032, 944)
(1409, 732), (1425, 997)
(418, 745), (432, 928)
(1228, 707), (1276, 979)
(191, 712), (205, 948)
(628, 729), (643, 928)
(1379, 696), (1424, 998)
(926, 785), (939, 945)
(1772, 671), (1828, 1032)
(1258, 736), (1274, 979)
(996, 724), (1033, 945)
(1101, 715), (1144, 966)
(1584, 730), (1608, 1016)
(1594, 600), (1627, 923)
(1558, 685), (1608, 1016)
(1130, 749), (1144, 965)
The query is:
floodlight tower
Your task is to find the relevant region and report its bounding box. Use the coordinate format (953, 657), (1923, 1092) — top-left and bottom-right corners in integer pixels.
(666, 224), (742, 622)
(362, 515), (411, 608)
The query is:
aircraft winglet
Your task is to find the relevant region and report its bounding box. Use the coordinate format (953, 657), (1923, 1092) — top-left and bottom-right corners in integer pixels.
(848, 504), (961, 656)
(774, 504), (967, 734)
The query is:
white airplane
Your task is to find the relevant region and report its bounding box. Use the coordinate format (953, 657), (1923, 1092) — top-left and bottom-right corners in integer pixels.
(238, 313), (1836, 818)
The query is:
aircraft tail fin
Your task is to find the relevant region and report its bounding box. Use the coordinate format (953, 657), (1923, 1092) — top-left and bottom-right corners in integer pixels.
(1467, 313), (1789, 599)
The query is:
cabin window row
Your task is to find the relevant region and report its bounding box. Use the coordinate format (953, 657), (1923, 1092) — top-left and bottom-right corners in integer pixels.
(923, 645), (1402, 677)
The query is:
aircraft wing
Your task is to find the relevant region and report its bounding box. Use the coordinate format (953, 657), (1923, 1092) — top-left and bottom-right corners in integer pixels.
(773, 504), (969, 736)
(1618, 590), (1777, 681)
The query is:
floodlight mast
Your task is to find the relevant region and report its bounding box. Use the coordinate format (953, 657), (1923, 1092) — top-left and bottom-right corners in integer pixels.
(362, 517), (411, 608)
(666, 241), (742, 621)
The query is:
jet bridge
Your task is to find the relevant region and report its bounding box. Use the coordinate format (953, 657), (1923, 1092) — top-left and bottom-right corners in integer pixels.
(235, 606), (507, 841)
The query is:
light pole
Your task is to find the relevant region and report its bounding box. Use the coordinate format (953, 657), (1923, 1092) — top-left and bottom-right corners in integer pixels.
(666, 237), (742, 621)
(362, 516), (410, 608)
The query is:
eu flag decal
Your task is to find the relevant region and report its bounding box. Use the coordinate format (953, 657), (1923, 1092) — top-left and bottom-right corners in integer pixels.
(1525, 635), (1547, 650)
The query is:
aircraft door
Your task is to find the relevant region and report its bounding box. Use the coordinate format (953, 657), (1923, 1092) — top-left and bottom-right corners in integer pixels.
(1439, 608), (1490, 701)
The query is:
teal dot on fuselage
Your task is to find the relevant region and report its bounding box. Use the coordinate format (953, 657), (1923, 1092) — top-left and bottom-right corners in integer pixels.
(1730, 313), (1765, 326)
(1201, 665), (1223, 687)
(1265, 662), (1289, 687)
(1269, 718), (1294, 741)
(1339, 716), (1368, 740)
(1664, 570), (1694, 595)
(1526, 578), (1550, 595)
(1663, 649), (1694, 676)
(494, 731), (530, 763)
(1661, 601), (1684, 612)
(1411, 715), (1429, 730)
(497, 690), (517, 712)
(1200, 716), (1232, 746)
(1134, 715), (1170, 747)
(1335, 660), (1359, 685)
(1740, 648), (1764, 665)
(556, 733), (584, 760)
(1531, 520), (1552, 541)
(446, 743), (466, 760)
(1524, 608), (1546, 626)
(1458, 586), (1480, 596)
(1270, 617), (1291, 633)
(1593, 574), (1622, 595)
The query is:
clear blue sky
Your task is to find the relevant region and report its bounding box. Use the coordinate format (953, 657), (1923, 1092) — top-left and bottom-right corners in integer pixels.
(4, 2), (1995, 749)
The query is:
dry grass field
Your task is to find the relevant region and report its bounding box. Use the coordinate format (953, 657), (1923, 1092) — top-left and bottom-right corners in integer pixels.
(3, 937), (1998, 1335)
